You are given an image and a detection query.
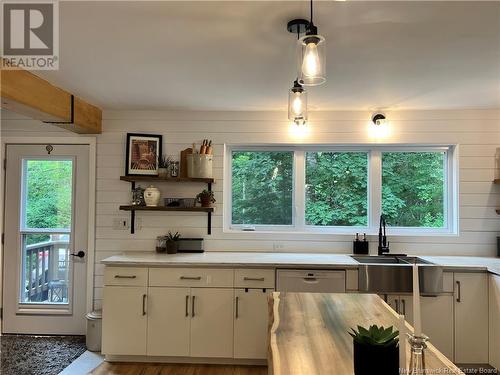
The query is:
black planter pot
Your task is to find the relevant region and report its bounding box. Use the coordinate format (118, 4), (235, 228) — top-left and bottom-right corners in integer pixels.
(166, 241), (179, 254)
(353, 341), (399, 375)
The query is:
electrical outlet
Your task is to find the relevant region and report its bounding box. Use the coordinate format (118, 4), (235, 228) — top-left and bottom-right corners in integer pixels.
(273, 242), (285, 251)
(112, 218), (129, 230)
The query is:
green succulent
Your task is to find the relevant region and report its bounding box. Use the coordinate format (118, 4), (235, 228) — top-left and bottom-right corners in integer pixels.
(349, 325), (399, 347)
(166, 231), (181, 242)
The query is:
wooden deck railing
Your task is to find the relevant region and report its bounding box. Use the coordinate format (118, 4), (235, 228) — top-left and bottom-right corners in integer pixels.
(23, 240), (69, 303)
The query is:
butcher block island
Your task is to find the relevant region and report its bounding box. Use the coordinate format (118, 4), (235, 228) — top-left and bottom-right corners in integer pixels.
(269, 292), (463, 375)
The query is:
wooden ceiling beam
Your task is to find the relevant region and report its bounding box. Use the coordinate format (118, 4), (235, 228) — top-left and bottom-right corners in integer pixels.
(1, 68), (102, 134)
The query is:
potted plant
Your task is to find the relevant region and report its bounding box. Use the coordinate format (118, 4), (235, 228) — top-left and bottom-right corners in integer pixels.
(158, 155), (171, 178)
(196, 189), (215, 208)
(165, 231), (181, 254)
(349, 325), (399, 375)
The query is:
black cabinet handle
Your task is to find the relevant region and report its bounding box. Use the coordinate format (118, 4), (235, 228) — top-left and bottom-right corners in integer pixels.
(185, 295), (189, 317)
(191, 295), (196, 317)
(456, 281), (461, 302)
(235, 296), (239, 319)
(142, 294), (147, 316)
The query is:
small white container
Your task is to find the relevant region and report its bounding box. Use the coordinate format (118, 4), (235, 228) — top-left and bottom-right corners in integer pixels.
(144, 185), (161, 206)
(187, 154), (213, 178)
(85, 310), (102, 352)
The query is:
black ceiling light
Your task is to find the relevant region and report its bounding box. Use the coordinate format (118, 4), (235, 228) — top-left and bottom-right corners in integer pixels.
(288, 0), (326, 87)
(372, 113), (387, 126)
(288, 79), (308, 126)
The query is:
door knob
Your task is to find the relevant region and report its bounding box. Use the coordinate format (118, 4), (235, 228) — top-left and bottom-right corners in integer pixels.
(70, 250), (86, 258)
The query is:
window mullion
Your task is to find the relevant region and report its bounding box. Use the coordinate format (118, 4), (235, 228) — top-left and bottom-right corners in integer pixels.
(370, 149), (382, 232)
(294, 150), (306, 230)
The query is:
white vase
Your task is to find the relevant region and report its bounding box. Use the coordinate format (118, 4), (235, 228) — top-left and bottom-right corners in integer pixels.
(144, 186), (161, 206)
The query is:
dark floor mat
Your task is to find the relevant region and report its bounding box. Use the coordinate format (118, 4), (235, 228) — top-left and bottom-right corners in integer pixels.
(0, 335), (86, 375)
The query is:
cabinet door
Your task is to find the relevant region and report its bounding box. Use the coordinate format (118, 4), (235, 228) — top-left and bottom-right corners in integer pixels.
(102, 286), (147, 355)
(399, 295), (414, 325)
(421, 295), (454, 360)
(385, 295), (400, 314)
(234, 288), (273, 359)
(454, 272), (489, 364)
(147, 287), (191, 357)
(489, 275), (500, 369)
(190, 288), (234, 358)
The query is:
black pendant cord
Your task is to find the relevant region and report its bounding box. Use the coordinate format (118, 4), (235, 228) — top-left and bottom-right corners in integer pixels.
(310, 0), (313, 25)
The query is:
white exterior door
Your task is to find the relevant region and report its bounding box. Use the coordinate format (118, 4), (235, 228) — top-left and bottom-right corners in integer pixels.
(3, 144), (89, 334)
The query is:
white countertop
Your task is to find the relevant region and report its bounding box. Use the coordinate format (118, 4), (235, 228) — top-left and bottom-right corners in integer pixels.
(101, 252), (359, 268)
(101, 252), (500, 275)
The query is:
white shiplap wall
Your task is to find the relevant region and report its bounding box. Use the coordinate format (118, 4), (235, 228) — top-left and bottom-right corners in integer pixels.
(1, 109), (499, 309)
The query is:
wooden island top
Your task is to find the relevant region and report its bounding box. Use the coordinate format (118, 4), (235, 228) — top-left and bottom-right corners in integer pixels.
(269, 292), (464, 375)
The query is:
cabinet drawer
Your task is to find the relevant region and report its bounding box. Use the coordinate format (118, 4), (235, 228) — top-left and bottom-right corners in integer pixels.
(149, 268), (234, 287)
(235, 269), (275, 289)
(104, 267), (148, 286)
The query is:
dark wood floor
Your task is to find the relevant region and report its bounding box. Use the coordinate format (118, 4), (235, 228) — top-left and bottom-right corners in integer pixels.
(90, 363), (268, 375)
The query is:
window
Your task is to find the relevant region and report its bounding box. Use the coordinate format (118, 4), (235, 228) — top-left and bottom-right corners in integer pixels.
(382, 152), (446, 228)
(226, 146), (456, 235)
(305, 152), (368, 226)
(231, 151), (293, 226)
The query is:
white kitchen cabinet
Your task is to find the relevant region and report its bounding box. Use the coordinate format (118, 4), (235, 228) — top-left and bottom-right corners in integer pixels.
(454, 272), (489, 364)
(385, 295), (414, 325)
(147, 287), (191, 357)
(489, 274), (500, 369)
(421, 295), (454, 360)
(190, 288), (234, 358)
(234, 288), (273, 359)
(102, 286), (147, 356)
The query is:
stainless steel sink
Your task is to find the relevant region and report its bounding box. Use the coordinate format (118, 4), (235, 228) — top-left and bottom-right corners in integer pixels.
(351, 255), (443, 294)
(351, 255), (432, 265)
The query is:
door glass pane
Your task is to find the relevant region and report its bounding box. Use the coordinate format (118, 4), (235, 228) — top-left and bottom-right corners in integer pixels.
(305, 152), (368, 226)
(21, 233), (70, 304)
(23, 159), (73, 230)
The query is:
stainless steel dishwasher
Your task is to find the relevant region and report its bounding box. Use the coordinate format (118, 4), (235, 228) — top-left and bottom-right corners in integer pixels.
(276, 269), (346, 293)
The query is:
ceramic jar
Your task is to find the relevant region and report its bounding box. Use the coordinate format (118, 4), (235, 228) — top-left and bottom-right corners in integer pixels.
(144, 185), (161, 206)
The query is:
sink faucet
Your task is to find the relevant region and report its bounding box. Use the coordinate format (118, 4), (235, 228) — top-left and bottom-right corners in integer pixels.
(378, 215), (390, 255)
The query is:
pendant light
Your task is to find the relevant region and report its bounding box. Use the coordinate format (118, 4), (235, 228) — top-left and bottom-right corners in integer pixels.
(298, 0), (326, 86)
(288, 79), (308, 125)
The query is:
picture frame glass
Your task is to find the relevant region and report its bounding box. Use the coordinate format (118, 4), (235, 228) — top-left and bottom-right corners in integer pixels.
(126, 134), (162, 175)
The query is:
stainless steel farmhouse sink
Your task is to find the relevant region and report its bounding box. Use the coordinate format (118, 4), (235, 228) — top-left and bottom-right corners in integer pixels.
(351, 255), (444, 294)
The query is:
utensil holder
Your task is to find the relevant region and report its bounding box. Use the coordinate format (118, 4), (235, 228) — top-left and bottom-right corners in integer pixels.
(187, 154), (213, 178)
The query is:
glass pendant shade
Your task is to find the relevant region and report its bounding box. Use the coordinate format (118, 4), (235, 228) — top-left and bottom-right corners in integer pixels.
(288, 83), (308, 125)
(297, 33), (326, 86)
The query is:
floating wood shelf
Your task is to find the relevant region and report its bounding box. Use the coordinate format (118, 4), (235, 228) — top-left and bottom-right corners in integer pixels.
(119, 175), (214, 234)
(119, 205), (214, 213)
(494, 179), (500, 185)
(120, 176), (214, 184)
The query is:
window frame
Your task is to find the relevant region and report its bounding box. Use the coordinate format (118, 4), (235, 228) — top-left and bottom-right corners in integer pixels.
(224, 144), (458, 236)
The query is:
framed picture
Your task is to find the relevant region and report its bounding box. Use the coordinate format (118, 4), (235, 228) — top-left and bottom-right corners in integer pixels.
(125, 133), (163, 176)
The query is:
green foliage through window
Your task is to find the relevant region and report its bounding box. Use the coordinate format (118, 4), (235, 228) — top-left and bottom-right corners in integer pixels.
(24, 160), (73, 244)
(382, 152), (445, 228)
(231, 151), (293, 225)
(306, 152), (368, 226)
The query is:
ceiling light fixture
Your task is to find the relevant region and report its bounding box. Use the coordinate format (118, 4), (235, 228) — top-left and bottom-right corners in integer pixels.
(372, 113), (387, 126)
(288, 79), (308, 126)
(369, 113), (390, 138)
(297, 0), (326, 86)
